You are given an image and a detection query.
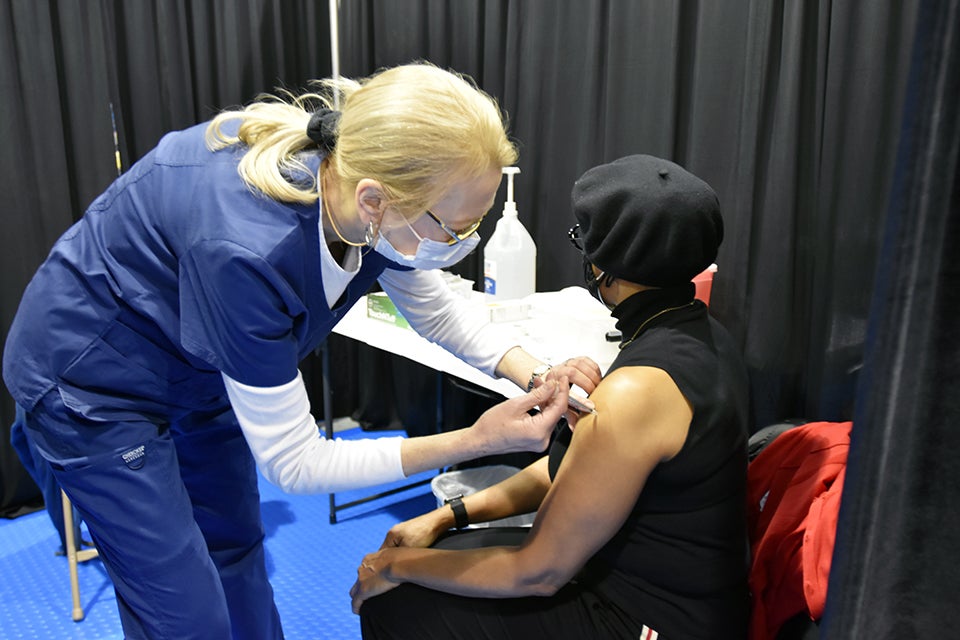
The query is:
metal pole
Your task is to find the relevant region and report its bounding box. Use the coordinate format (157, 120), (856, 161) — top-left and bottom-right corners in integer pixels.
(329, 0), (341, 109)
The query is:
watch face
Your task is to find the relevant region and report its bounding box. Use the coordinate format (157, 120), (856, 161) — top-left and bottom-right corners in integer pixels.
(528, 365), (553, 391)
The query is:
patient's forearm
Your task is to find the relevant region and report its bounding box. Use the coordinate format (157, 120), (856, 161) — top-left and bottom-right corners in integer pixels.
(462, 457), (551, 524)
(388, 544), (561, 598)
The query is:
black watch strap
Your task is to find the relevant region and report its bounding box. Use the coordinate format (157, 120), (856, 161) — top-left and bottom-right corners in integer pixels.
(444, 494), (469, 529)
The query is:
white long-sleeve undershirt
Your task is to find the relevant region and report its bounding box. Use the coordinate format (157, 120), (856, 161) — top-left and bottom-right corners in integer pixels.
(233, 232), (519, 494)
(378, 267), (516, 377)
(319, 221), (516, 377)
(317, 212), (517, 378)
(222, 371), (405, 494)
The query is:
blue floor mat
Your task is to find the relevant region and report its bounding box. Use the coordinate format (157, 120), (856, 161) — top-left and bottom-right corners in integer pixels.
(0, 427), (436, 639)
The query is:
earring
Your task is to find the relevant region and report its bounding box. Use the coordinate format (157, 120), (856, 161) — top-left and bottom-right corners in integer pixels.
(363, 222), (376, 245)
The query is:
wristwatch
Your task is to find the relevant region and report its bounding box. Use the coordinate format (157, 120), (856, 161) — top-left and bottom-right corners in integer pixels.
(444, 494), (469, 529)
(527, 364), (553, 392)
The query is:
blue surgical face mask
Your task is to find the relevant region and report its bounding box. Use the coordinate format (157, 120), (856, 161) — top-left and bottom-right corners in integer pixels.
(374, 222), (480, 270)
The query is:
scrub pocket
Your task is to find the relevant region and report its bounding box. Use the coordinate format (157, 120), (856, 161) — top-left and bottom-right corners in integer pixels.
(58, 316), (226, 421)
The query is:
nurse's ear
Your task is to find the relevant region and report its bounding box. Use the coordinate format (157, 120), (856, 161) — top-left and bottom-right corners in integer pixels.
(355, 179), (387, 227)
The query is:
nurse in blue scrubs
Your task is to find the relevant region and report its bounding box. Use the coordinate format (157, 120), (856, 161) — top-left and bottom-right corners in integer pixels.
(2, 63), (600, 639)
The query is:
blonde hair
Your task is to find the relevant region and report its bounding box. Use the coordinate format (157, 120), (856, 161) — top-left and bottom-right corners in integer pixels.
(206, 63), (518, 211)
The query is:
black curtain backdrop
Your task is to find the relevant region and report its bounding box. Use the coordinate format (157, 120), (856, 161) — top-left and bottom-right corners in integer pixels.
(338, 0), (918, 432)
(822, 0), (960, 635)
(3, 4), (952, 630)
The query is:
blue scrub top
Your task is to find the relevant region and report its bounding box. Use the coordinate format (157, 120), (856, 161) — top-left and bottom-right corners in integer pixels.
(3, 121), (399, 422)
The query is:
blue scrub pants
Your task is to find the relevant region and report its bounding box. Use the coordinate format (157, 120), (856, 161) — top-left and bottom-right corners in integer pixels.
(10, 405), (82, 552)
(20, 391), (284, 640)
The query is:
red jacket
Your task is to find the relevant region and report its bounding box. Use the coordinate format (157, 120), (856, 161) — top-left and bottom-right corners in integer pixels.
(747, 421), (852, 640)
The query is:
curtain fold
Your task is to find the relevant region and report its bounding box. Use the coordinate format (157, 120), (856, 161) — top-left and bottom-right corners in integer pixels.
(822, 0), (960, 634)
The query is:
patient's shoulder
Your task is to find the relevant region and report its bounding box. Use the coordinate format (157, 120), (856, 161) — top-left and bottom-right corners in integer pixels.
(589, 366), (692, 461)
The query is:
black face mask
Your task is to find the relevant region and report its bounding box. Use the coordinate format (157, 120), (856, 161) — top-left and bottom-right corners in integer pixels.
(583, 255), (617, 310)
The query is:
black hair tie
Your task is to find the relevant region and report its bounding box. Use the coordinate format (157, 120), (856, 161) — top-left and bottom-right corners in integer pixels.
(306, 108), (341, 152)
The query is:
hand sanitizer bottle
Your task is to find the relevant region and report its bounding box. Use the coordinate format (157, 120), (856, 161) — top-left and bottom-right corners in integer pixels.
(483, 167), (536, 300)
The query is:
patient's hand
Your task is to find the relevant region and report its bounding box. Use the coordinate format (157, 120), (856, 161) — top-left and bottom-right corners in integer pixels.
(350, 549), (401, 614)
(379, 509), (447, 550)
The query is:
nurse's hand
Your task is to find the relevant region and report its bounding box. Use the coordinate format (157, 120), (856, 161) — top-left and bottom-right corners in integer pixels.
(350, 550), (401, 614)
(473, 377), (570, 453)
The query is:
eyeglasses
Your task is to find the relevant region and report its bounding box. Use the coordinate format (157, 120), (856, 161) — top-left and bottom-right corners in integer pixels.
(425, 210), (486, 245)
(568, 224), (583, 251)
(569, 224), (605, 284)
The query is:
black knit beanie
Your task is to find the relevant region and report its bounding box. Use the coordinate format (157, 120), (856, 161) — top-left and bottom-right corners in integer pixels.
(571, 155), (723, 287)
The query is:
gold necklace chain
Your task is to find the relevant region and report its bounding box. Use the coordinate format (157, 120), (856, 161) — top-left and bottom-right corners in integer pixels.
(320, 164), (368, 247)
(619, 301), (696, 349)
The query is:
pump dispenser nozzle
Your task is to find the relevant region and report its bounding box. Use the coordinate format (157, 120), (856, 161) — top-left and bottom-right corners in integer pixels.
(502, 167), (520, 216)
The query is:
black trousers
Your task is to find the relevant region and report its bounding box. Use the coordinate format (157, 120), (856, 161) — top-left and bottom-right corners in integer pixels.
(359, 528), (636, 640)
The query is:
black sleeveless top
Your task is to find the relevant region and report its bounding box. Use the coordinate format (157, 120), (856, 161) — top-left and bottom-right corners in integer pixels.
(549, 283), (750, 639)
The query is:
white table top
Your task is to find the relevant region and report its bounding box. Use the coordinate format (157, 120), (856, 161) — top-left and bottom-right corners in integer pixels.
(330, 286), (622, 399)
